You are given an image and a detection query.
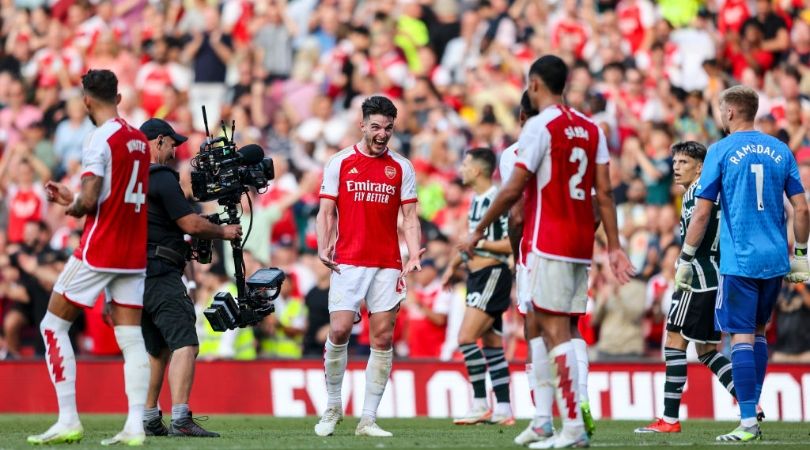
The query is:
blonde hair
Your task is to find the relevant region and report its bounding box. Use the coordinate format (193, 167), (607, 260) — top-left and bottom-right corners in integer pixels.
(720, 85), (759, 122)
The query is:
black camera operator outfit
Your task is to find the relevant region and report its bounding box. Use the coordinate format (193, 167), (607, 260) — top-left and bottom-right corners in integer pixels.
(139, 118), (221, 438)
(143, 164), (198, 358)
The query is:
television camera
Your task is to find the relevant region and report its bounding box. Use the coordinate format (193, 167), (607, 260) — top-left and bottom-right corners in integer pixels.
(190, 106), (285, 331)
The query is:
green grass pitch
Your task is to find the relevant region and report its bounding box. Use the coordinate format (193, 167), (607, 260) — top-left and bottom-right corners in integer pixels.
(1, 415), (808, 449)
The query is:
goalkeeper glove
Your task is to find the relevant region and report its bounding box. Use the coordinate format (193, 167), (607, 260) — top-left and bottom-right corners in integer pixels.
(786, 244), (810, 283)
(675, 244), (697, 291)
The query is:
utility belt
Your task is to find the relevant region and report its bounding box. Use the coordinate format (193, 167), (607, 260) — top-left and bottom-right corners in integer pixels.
(147, 244), (188, 269)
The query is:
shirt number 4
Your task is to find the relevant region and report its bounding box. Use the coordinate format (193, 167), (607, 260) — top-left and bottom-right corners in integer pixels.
(125, 160), (146, 213)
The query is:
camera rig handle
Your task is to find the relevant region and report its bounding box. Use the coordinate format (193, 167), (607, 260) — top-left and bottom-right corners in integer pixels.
(223, 201), (248, 301)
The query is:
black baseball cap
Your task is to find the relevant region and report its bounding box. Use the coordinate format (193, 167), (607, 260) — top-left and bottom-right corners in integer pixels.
(139, 118), (188, 144)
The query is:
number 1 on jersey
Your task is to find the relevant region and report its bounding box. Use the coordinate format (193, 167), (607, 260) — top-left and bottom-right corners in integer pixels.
(750, 163), (764, 211)
(125, 160), (146, 213)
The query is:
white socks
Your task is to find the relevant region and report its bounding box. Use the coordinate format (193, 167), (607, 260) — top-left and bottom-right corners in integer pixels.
(549, 342), (583, 434)
(114, 326), (149, 434)
(571, 338), (590, 403)
(529, 337), (553, 425)
(324, 338), (348, 409)
(41, 312), (79, 426)
(362, 347), (393, 421)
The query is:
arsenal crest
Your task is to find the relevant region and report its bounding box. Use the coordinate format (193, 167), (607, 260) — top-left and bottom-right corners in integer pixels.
(384, 166), (396, 179)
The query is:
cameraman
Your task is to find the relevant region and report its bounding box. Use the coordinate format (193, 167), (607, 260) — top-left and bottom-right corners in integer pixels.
(138, 119), (241, 437)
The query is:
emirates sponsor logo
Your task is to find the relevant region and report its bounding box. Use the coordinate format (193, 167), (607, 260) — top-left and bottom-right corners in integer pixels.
(346, 180), (396, 204)
(385, 166), (396, 179)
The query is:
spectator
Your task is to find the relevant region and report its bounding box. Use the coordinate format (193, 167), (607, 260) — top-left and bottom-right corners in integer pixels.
(404, 259), (451, 359)
(0, 78), (43, 152)
(53, 96), (94, 174)
(302, 255), (330, 356)
(772, 282), (810, 362)
(252, 0), (297, 83)
(182, 7), (233, 132)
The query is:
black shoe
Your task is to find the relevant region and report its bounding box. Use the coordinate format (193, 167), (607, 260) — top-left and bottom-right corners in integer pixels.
(144, 411), (169, 436)
(169, 412), (220, 437)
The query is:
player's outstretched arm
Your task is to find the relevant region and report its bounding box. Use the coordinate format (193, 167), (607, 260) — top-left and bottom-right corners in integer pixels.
(595, 163), (635, 284)
(316, 197), (340, 273)
(461, 166), (530, 256)
(787, 192), (810, 283)
(65, 175), (103, 217)
(401, 202), (424, 274)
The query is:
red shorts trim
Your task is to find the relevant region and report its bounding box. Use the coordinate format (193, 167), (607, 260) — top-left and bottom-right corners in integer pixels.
(111, 299), (143, 309)
(532, 304), (584, 317)
(62, 293), (91, 310)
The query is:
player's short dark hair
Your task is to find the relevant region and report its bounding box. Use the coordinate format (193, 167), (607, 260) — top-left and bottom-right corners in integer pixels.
(529, 55), (568, 95)
(720, 85), (759, 122)
(466, 147), (496, 177)
(361, 95), (397, 120)
(671, 141), (707, 162)
(82, 69), (118, 104)
(520, 90), (539, 118)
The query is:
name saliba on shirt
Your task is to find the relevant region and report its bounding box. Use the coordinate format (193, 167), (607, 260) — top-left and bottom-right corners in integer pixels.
(346, 180), (396, 203)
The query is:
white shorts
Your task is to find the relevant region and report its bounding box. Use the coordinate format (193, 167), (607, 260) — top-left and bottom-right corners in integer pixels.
(527, 254), (588, 316)
(515, 263), (532, 315)
(53, 256), (145, 308)
(328, 264), (404, 314)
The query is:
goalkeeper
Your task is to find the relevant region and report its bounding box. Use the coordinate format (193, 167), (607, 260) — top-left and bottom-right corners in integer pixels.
(676, 86), (810, 443)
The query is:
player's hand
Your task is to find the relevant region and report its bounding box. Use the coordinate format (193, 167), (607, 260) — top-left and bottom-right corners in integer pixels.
(45, 181), (73, 206)
(222, 224), (243, 241)
(459, 229), (484, 258)
(319, 246), (340, 273)
(608, 248), (635, 285)
(675, 259), (694, 291)
(440, 267), (455, 290)
(785, 255), (810, 283)
(402, 248), (427, 275)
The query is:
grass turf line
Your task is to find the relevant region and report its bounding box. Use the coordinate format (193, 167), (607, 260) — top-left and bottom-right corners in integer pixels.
(0, 415), (808, 449)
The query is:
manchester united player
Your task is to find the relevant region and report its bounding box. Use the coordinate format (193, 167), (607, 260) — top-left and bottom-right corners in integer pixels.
(442, 147), (514, 426)
(27, 70), (151, 446)
(463, 55), (634, 448)
(314, 96), (422, 438)
(635, 141), (743, 434)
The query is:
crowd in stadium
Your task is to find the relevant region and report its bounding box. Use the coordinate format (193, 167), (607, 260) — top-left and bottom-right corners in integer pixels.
(1, 0), (810, 364)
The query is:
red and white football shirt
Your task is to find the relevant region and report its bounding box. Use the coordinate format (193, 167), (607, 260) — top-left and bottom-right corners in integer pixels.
(5, 184), (46, 243)
(407, 280), (452, 359)
(498, 142), (531, 264)
(75, 118), (149, 272)
(516, 105), (609, 263)
(320, 145), (417, 269)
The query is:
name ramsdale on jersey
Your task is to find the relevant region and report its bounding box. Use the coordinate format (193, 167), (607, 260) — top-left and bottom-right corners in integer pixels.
(345, 180), (397, 203)
(728, 143), (784, 164)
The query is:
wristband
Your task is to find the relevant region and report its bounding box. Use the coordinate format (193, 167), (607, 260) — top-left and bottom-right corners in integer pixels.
(796, 243), (807, 257)
(680, 243), (697, 262)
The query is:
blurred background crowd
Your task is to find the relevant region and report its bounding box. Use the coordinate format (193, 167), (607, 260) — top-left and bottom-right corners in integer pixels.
(1, 0), (810, 364)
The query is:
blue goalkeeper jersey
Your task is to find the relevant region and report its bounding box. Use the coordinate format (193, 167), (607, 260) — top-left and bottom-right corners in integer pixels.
(696, 130), (804, 278)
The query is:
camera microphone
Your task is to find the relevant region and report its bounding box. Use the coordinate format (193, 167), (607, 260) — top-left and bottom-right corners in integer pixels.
(236, 144), (265, 165)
